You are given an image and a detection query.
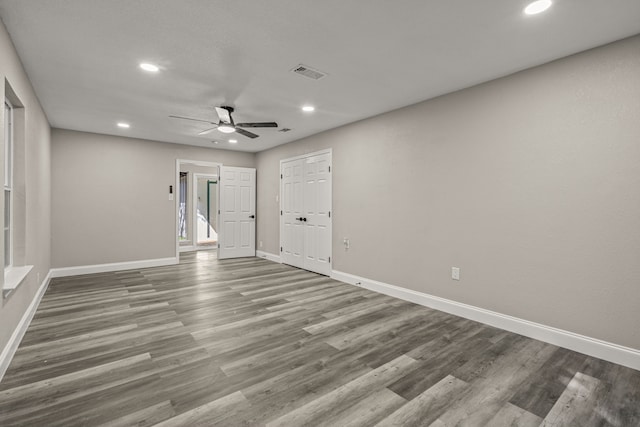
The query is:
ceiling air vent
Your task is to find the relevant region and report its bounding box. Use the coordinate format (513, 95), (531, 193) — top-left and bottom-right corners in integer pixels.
(291, 64), (327, 80)
(279, 128), (292, 132)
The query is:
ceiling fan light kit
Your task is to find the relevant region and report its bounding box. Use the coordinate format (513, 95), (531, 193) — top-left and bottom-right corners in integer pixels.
(217, 124), (236, 133)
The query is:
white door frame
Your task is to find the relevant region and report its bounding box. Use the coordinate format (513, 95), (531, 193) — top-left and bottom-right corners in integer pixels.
(193, 173), (219, 250)
(279, 148), (332, 273)
(175, 159), (221, 258)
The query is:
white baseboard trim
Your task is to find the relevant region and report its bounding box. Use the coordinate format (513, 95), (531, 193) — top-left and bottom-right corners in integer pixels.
(179, 246), (196, 253)
(0, 269), (52, 382)
(256, 250), (281, 263)
(331, 269), (640, 371)
(50, 257), (179, 278)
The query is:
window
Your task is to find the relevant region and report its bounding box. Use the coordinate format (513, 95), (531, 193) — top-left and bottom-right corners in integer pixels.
(3, 85), (32, 297)
(4, 99), (12, 268)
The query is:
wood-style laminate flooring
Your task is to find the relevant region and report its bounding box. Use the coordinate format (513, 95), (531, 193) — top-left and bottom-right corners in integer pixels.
(1, 251), (639, 426)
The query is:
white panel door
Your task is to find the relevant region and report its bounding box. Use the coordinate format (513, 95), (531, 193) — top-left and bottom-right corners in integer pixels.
(218, 166), (256, 259)
(280, 151), (331, 276)
(280, 159), (304, 268)
(302, 153), (331, 275)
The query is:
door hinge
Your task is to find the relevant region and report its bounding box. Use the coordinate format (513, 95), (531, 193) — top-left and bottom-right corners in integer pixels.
(280, 174), (283, 179)
(328, 166), (331, 172)
(280, 210), (283, 215)
(218, 209), (220, 215)
(280, 246), (283, 252)
(328, 256), (331, 263)
(328, 211), (331, 218)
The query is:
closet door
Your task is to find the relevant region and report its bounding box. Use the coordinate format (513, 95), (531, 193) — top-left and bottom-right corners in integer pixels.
(302, 153), (331, 276)
(280, 151), (332, 276)
(280, 159), (304, 268)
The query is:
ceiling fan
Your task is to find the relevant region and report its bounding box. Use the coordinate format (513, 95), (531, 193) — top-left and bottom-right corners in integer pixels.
(170, 106), (278, 139)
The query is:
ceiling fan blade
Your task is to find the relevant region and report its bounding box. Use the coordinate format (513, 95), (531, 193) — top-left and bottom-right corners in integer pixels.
(235, 128), (259, 139)
(215, 107), (232, 124)
(169, 115), (217, 124)
(197, 127), (218, 136)
(236, 122), (278, 128)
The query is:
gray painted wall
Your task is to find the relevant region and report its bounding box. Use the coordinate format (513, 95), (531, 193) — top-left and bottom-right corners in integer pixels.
(256, 35), (640, 350)
(0, 22), (52, 352)
(51, 129), (254, 267)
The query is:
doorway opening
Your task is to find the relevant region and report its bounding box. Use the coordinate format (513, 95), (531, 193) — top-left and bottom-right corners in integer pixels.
(176, 160), (220, 256)
(195, 174), (218, 250)
(176, 160), (256, 260)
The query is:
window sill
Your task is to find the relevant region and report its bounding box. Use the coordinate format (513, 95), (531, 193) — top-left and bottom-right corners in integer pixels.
(3, 265), (33, 298)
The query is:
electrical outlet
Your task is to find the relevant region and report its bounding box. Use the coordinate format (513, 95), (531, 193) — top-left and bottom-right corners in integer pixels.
(343, 238), (350, 250)
(452, 267), (460, 281)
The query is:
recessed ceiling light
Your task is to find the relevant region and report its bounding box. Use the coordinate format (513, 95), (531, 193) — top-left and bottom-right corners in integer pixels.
(218, 124), (236, 133)
(229, 139), (238, 144)
(117, 122), (130, 128)
(139, 62), (159, 72)
(524, 0), (552, 15)
(302, 105), (315, 112)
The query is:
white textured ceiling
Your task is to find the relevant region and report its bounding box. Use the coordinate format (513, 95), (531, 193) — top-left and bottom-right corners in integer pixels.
(0, 0), (639, 152)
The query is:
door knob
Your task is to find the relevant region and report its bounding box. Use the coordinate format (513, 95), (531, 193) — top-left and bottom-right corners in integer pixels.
(302, 217), (307, 222)
(296, 217), (302, 221)
(249, 215), (255, 219)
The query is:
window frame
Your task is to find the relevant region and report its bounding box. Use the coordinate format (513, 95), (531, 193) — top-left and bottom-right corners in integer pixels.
(4, 98), (14, 269)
